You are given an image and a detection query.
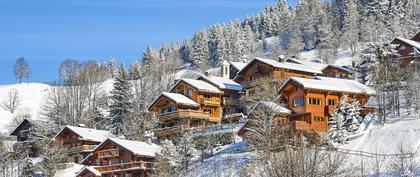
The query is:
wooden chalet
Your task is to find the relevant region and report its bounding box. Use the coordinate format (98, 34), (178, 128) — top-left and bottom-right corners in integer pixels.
(54, 125), (116, 163)
(228, 61), (247, 79)
(238, 101), (291, 139)
(286, 58), (352, 79)
(278, 76), (376, 132)
(80, 138), (160, 177)
(390, 31), (420, 68)
(10, 118), (62, 157)
(197, 74), (243, 115)
(233, 57), (322, 97)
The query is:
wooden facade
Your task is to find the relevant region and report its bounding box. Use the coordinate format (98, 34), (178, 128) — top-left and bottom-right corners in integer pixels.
(390, 31), (420, 67)
(234, 58), (318, 97)
(81, 138), (159, 177)
(54, 126), (114, 163)
(197, 75), (243, 115)
(321, 65), (350, 78)
(278, 79), (374, 132)
(10, 119), (61, 157)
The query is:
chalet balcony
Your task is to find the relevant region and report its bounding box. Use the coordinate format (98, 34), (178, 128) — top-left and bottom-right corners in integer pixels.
(223, 98), (240, 106)
(97, 149), (119, 158)
(153, 126), (185, 137)
(241, 75), (276, 89)
(67, 145), (97, 154)
(200, 97), (220, 106)
(158, 110), (210, 122)
(278, 121), (311, 132)
(94, 161), (152, 174)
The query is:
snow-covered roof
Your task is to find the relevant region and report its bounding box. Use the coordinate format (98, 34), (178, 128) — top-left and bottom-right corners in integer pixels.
(251, 57), (323, 74)
(75, 166), (101, 176)
(248, 101), (291, 116)
(395, 37), (420, 50)
(286, 58), (328, 71)
(161, 92), (199, 106)
(179, 78), (222, 93)
(229, 61), (247, 71)
(10, 118), (62, 136)
(198, 75), (242, 91)
(108, 138), (161, 157)
(55, 125), (116, 143)
(282, 76), (376, 95)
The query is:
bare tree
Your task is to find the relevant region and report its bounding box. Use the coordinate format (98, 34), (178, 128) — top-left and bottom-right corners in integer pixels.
(1, 89), (20, 113)
(14, 57), (31, 84)
(41, 60), (108, 127)
(39, 138), (67, 177)
(390, 144), (418, 177)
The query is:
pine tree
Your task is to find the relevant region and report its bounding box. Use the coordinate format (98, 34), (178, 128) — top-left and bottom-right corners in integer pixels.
(142, 45), (159, 67)
(107, 58), (117, 78)
(240, 23), (255, 60)
(191, 30), (210, 68)
(208, 24), (227, 67)
(152, 139), (180, 177)
(109, 62), (133, 136)
(177, 131), (198, 172)
(342, 0), (359, 56)
(129, 62), (141, 80)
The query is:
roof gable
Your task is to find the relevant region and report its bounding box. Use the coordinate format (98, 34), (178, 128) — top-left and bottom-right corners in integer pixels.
(197, 75), (242, 91)
(279, 77), (376, 95)
(148, 92), (199, 111)
(54, 126), (116, 143)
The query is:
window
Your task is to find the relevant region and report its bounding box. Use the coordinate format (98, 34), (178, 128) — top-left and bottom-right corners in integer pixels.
(335, 73), (341, 78)
(314, 117), (325, 122)
(224, 67), (228, 75)
(204, 109), (212, 114)
(204, 95), (211, 99)
(328, 99), (337, 106)
(121, 159), (128, 164)
(161, 108), (167, 113)
(188, 89), (193, 96)
(293, 98), (304, 107)
(308, 98), (322, 106)
(171, 106), (177, 112)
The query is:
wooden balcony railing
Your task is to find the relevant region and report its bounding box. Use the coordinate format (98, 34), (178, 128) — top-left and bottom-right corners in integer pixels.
(223, 98), (240, 106)
(241, 75), (276, 89)
(158, 110), (210, 122)
(67, 145), (97, 154)
(201, 98), (220, 106)
(278, 121), (311, 132)
(94, 161), (152, 173)
(97, 149), (119, 158)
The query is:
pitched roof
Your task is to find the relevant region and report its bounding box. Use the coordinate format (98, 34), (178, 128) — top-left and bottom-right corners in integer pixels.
(10, 118), (62, 136)
(198, 75), (242, 91)
(280, 76), (376, 95)
(75, 166), (101, 176)
(161, 92), (199, 106)
(55, 126), (116, 143)
(177, 78), (222, 93)
(393, 37), (420, 50)
(229, 61), (247, 71)
(286, 58), (329, 71)
(148, 92), (199, 110)
(248, 101), (291, 116)
(108, 138), (161, 157)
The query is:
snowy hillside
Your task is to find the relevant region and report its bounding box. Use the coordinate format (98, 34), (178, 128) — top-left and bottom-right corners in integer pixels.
(0, 83), (50, 134)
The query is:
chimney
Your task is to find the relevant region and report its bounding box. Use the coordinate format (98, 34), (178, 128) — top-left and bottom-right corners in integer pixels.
(204, 71), (210, 77)
(77, 124), (86, 127)
(278, 55), (285, 62)
(221, 60), (230, 79)
(144, 131), (152, 145)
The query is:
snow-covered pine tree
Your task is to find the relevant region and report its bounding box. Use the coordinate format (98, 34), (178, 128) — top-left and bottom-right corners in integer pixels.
(142, 45), (159, 67)
(191, 30), (210, 69)
(347, 100), (363, 133)
(208, 24), (227, 67)
(129, 62), (141, 80)
(107, 58), (117, 78)
(316, 6), (335, 64)
(177, 131), (198, 172)
(225, 19), (242, 62)
(328, 101), (348, 144)
(109, 62), (133, 136)
(152, 139), (180, 177)
(342, 0), (359, 56)
(240, 23), (255, 60)
(20, 156), (34, 177)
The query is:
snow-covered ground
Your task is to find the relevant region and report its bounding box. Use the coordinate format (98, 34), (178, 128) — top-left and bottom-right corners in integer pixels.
(0, 83), (50, 134)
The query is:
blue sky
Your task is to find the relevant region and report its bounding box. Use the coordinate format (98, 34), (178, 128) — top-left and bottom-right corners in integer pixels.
(0, 0), (296, 84)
